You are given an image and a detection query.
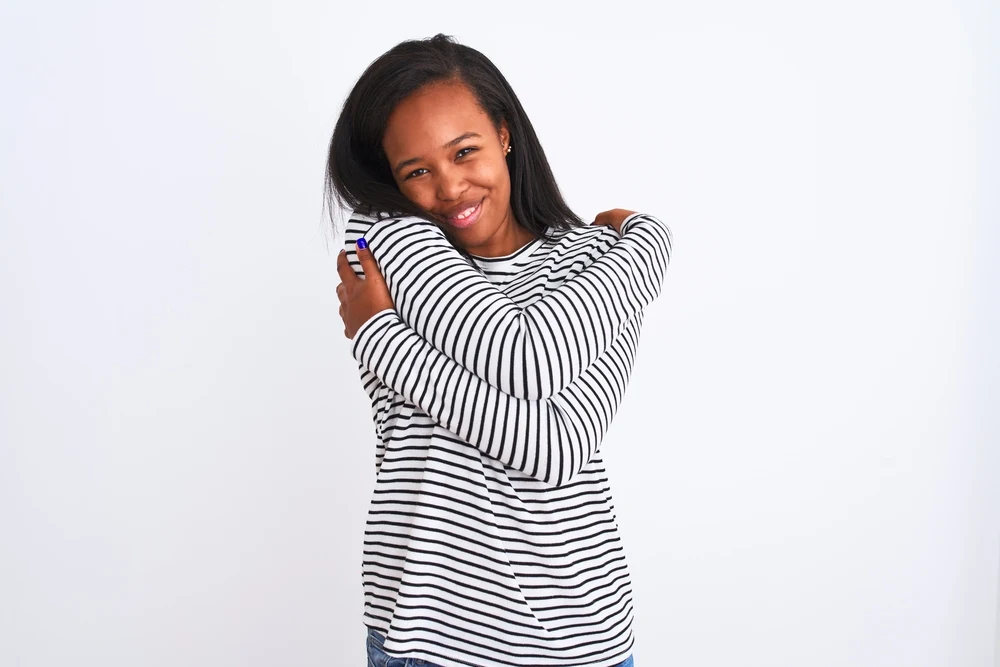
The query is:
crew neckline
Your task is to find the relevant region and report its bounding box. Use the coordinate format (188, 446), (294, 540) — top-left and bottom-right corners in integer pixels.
(469, 236), (542, 261)
(469, 236), (545, 276)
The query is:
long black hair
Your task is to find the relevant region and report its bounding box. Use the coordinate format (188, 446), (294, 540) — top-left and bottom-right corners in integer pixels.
(325, 34), (585, 257)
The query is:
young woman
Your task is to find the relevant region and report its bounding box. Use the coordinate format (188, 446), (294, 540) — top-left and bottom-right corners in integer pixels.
(328, 34), (672, 667)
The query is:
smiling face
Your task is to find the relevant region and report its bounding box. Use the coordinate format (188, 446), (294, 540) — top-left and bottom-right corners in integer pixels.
(381, 79), (534, 257)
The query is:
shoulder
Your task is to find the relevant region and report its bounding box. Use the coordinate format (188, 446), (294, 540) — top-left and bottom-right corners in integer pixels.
(344, 209), (443, 248)
(345, 208), (408, 236)
(541, 223), (621, 265)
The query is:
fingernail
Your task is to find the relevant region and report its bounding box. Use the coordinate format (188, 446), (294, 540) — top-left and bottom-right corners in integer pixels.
(356, 237), (368, 250)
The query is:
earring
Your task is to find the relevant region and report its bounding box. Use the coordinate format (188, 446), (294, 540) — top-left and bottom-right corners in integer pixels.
(506, 143), (512, 155)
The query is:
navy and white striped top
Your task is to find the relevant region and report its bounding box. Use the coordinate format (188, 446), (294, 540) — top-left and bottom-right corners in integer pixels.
(344, 210), (672, 667)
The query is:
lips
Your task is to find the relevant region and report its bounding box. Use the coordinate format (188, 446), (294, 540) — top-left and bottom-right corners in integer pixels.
(441, 198), (484, 229)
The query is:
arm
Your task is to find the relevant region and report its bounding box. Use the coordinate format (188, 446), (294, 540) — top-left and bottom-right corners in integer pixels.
(344, 211), (671, 400)
(356, 364), (390, 471)
(350, 305), (645, 488)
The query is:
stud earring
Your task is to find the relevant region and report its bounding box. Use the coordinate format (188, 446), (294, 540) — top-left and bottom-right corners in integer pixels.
(505, 144), (512, 155)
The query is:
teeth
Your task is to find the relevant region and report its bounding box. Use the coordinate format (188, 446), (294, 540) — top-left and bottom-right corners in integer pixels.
(453, 203), (477, 220)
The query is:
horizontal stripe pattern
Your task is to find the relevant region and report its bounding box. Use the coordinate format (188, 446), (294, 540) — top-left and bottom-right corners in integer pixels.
(344, 211), (672, 667)
(352, 214), (670, 402)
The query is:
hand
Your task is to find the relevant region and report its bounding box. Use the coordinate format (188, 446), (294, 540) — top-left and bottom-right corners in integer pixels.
(592, 208), (638, 234)
(336, 241), (395, 339)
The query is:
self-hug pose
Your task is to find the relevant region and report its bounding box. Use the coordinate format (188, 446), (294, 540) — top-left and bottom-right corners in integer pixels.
(329, 33), (672, 667)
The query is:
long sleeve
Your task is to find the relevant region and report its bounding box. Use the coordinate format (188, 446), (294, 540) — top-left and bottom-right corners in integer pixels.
(345, 211), (671, 400)
(350, 306), (644, 488)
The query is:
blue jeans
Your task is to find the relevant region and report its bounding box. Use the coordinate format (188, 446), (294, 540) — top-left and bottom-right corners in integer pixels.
(366, 627), (634, 667)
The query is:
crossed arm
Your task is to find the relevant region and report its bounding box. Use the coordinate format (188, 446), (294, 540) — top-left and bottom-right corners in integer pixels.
(344, 211), (672, 486)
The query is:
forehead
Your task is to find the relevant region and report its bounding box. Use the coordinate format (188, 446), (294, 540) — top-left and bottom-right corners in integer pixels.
(383, 81), (493, 155)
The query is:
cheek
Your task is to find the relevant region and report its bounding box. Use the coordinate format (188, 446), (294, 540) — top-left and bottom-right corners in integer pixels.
(472, 157), (507, 189)
(398, 180), (436, 209)
(397, 156), (509, 206)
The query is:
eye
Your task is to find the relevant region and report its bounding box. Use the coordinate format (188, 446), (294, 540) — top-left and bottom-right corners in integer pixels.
(403, 147), (477, 180)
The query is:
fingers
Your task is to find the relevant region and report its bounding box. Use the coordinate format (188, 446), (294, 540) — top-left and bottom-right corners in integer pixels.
(338, 303), (351, 339)
(592, 209), (635, 226)
(336, 248), (357, 284)
(591, 209), (635, 235)
(355, 239), (383, 282)
(592, 210), (613, 226)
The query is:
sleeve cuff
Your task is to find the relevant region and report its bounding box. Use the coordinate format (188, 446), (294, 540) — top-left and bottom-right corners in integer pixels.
(350, 308), (401, 362)
(620, 212), (648, 234)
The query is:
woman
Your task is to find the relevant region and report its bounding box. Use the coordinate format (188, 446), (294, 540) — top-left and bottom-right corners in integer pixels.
(328, 34), (672, 667)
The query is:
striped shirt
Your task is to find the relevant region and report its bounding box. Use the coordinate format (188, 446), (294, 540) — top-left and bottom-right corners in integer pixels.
(344, 210), (672, 667)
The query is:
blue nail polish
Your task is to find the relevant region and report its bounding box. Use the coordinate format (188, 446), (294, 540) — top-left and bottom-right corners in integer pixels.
(357, 237), (368, 250)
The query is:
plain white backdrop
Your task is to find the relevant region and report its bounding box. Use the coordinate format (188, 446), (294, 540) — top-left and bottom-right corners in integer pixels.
(1, 1), (997, 665)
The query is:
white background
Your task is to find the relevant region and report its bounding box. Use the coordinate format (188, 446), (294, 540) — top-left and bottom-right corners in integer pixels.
(1, 1), (997, 665)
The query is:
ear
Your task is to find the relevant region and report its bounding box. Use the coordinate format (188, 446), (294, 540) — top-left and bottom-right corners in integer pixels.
(498, 120), (510, 149)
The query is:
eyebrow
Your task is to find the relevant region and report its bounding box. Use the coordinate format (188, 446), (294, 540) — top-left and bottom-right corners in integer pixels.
(393, 132), (482, 176)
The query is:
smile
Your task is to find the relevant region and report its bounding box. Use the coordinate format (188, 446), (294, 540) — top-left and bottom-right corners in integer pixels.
(445, 199), (484, 229)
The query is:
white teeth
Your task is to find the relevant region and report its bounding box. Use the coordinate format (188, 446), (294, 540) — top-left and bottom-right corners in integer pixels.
(453, 203), (477, 220)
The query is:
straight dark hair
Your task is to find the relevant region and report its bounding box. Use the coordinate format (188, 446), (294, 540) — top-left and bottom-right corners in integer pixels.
(325, 33), (585, 259)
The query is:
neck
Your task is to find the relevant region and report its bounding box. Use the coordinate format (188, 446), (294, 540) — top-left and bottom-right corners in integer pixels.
(468, 209), (537, 258)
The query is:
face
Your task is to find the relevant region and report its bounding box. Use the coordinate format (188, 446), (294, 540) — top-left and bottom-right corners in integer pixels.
(381, 80), (518, 255)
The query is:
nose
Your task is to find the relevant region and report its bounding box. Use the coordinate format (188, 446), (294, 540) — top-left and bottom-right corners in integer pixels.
(435, 163), (467, 202)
